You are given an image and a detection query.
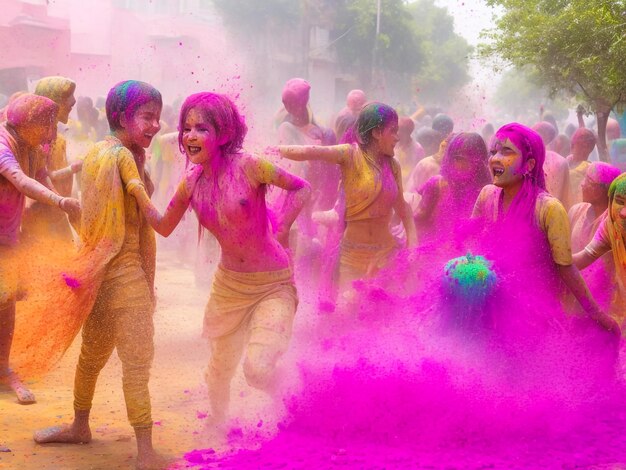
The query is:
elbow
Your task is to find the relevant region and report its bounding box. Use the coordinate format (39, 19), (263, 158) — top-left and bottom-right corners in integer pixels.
(572, 251), (592, 270)
(155, 224), (174, 238)
(300, 182), (312, 202)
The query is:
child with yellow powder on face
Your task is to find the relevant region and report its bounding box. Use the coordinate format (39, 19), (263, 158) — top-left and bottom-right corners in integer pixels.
(34, 80), (169, 470)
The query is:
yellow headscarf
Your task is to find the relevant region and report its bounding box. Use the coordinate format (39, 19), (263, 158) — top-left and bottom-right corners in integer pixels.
(35, 76), (76, 104)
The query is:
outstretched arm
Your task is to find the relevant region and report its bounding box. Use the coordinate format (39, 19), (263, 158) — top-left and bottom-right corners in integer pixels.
(274, 143), (351, 165)
(253, 156), (311, 246)
(49, 160), (82, 182)
(0, 160), (80, 218)
(130, 164), (203, 237)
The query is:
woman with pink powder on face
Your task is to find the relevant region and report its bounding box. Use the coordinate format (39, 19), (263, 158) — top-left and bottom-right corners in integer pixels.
(129, 92), (311, 423)
(472, 123), (619, 338)
(414, 132), (490, 245)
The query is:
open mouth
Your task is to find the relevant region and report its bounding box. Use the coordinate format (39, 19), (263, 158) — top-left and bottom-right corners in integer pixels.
(187, 146), (201, 155)
(492, 167), (505, 177)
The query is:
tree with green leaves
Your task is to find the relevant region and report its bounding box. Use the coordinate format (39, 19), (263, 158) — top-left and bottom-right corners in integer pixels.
(212, 0), (471, 105)
(332, 0), (423, 90)
(407, 0), (472, 105)
(481, 0), (626, 161)
(493, 67), (570, 122)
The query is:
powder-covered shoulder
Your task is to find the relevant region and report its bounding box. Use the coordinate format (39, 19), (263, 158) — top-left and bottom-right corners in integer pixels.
(239, 152), (277, 184)
(537, 191), (570, 233)
(334, 143), (356, 164)
(538, 191), (568, 216)
(240, 152), (271, 170)
(476, 184), (500, 201)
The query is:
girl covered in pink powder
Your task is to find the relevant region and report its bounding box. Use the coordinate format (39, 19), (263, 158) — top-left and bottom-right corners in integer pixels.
(276, 102), (417, 294)
(472, 123), (618, 336)
(129, 92), (311, 423)
(414, 132), (490, 245)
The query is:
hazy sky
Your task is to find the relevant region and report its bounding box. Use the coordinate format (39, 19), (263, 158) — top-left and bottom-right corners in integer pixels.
(434, 0), (498, 46)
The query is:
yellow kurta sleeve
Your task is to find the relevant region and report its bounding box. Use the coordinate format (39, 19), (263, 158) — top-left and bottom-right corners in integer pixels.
(117, 148), (146, 194)
(540, 196), (573, 266)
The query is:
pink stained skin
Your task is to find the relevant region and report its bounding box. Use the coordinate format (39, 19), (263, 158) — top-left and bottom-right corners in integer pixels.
(131, 93), (311, 273)
(487, 124), (618, 336)
(61, 273), (81, 289)
(414, 132), (490, 244)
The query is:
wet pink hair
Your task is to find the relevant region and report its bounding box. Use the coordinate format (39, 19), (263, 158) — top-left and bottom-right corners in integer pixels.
(178, 92), (247, 156)
(587, 161), (621, 187)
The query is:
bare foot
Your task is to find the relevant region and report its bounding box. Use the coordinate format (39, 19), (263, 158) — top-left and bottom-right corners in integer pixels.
(33, 424), (92, 444)
(0, 444), (10, 452)
(0, 369), (35, 404)
(136, 449), (173, 470)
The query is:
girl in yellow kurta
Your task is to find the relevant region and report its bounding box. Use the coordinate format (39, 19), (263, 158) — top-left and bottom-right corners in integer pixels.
(472, 122), (618, 336)
(277, 102), (417, 296)
(34, 80), (167, 470)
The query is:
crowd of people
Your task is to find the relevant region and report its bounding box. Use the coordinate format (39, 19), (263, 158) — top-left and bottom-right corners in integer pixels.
(1, 74), (626, 469)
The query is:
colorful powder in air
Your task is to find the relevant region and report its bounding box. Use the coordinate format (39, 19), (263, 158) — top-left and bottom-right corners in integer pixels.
(178, 230), (625, 469)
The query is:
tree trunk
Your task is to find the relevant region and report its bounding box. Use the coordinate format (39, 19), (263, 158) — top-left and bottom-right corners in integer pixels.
(596, 102), (611, 162)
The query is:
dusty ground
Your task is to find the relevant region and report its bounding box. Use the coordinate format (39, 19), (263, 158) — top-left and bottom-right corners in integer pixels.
(5, 242), (626, 470)
(0, 245), (246, 470)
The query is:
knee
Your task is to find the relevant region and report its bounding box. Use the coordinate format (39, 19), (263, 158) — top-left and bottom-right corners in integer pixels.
(77, 343), (112, 376)
(76, 355), (108, 377)
(242, 350), (274, 391)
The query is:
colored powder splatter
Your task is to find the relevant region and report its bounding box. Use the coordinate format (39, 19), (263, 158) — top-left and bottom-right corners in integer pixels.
(178, 220), (623, 469)
(61, 273), (81, 289)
